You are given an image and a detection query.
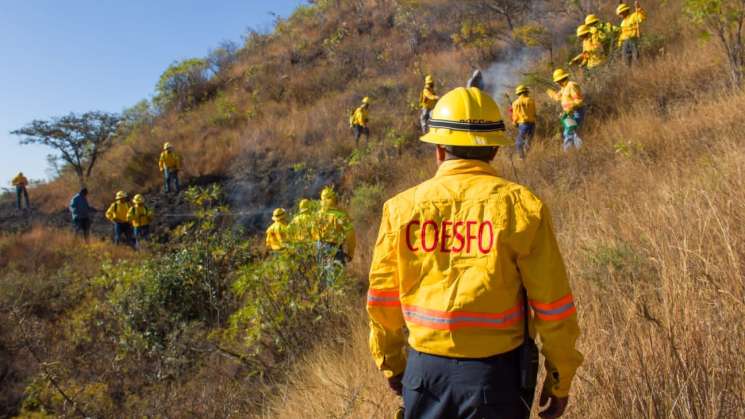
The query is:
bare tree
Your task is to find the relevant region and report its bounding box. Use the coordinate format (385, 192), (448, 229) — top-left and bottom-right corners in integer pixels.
(11, 111), (121, 187)
(686, 0), (745, 86)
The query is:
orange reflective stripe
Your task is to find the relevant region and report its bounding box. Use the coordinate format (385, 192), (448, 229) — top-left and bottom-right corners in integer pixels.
(367, 289), (401, 307)
(402, 303), (523, 330)
(530, 294), (576, 321)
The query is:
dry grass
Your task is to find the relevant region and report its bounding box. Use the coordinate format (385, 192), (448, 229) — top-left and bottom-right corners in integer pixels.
(264, 22), (745, 419)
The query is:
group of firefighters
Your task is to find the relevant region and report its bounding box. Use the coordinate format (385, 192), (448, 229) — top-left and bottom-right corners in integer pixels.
(5, 5), (655, 416)
(265, 186), (356, 263)
(572, 1), (647, 70)
(57, 142), (181, 246)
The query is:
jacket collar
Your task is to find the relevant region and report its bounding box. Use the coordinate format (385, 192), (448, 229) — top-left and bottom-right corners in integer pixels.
(434, 159), (498, 178)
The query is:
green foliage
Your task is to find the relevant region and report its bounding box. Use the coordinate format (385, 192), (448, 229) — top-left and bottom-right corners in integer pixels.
(225, 243), (351, 362)
(581, 241), (650, 287)
(211, 91), (239, 127)
(452, 21), (497, 54)
(350, 183), (385, 223)
(154, 58), (210, 111)
(103, 186), (252, 366)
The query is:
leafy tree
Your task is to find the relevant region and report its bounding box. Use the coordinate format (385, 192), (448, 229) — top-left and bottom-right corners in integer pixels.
(11, 111), (121, 187)
(153, 58), (210, 111)
(685, 0), (745, 86)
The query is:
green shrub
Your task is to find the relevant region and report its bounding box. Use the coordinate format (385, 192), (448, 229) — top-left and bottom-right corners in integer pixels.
(350, 183), (385, 224)
(226, 243), (352, 366)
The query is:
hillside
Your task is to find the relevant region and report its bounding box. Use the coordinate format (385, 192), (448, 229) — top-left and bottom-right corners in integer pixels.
(1, 0), (744, 418)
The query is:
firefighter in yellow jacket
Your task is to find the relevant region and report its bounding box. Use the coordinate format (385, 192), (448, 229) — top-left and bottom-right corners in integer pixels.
(316, 187), (355, 263)
(289, 199), (314, 243)
(571, 25), (605, 70)
(159, 142), (182, 193)
(106, 191), (133, 245)
(11, 172), (30, 210)
(350, 97), (370, 146)
(616, 1), (646, 66)
(547, 69), (585, 151)
(511, 85), (536, 159)
(367, 86), (582, 419)
(127, 194), (154, 248)
(266, 208), (289, 251)
(419, 75), (440, 134)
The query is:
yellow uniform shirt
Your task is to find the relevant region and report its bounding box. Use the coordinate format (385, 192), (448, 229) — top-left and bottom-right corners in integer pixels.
(367, 159), (583, 397)
(266, 221), (289, 251)
(420, 87), (439, 110)
(127, 205), (154, 228)
(618, 8), (646, 44)
(548, 81), (584, 112)
(106, 201), (131, 223)
(12, 175), (28, 187)
(351, 106), (369, 127)
(289, 212), (314, 243)
(316, 206), (356, 258)
(511, 95), (536, 125)
(159, 150), (182, 172)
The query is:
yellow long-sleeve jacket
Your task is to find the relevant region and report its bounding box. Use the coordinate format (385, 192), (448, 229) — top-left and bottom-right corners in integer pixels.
(351, 105), (369, 127)
(159, 150), (182, 172)
(547, 81), (584, 112)
(105, 201), (131, 223)
(127, 205), (154, 228)
(266, 221), (289, 251)
(572, 38), (606, 69)
(289, 212), (314, 243)
(511, 95), (536, 125)
(316, 206), (356, 259)
(618, 8), (646, 44)
(420, 86), (439, 110)
(367, 159), (583, 398)
(12, 174), (28, 187)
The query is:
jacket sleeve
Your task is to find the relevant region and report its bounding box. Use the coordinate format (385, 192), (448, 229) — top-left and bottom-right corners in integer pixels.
(106, 204), (116, 221)
(516, 202), (583, 398)
(158, 153), (165, 171)
(422, 88), (438, 101)
(367, 201), (406, 378)
(126, 208), (135, 223)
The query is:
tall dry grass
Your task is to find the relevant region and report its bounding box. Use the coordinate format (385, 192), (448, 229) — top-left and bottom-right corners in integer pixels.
(263, 24), (745, 419)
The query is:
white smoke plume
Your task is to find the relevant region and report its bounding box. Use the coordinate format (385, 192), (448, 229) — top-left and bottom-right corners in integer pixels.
(481, 47), (541, 107)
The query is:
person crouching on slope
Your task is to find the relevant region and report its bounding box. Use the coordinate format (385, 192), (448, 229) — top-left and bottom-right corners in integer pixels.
(127, 194), (154, 249)
(367, 86), (583, 419)
(547, 69), (585, 152)
(511, 85), (536, 160)
(266, 208), (289, 251)
(106, 191), (133, 245)
(159, 142), (182, 193)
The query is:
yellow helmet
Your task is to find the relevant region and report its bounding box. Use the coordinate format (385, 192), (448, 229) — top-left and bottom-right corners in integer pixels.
(585, 14), (600, 26)
(163, 142), (173, 150)
(553, 68), (570, 83)
(115, 190), (129, 200)
(272, 208), (287, 221)
(425, 75), (434, 85)
(616, 3), (630, 15)
(420, 87), (509, 147)
(361, 96), (370, 104)
(576, 24), (590, 37)
(515, 85), (529, 95)
(132, 194), (145, 205)
(321, 187), (337, 201)
(298, 198), (311, 213)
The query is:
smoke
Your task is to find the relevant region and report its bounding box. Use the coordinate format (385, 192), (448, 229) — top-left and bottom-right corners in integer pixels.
(480, 47), (541, 106)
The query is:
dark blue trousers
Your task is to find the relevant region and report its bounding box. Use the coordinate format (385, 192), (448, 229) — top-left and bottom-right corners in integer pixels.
(402, 348), (529, 419)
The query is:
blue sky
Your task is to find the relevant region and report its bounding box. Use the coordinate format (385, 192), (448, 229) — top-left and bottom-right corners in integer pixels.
(0, 0), (305, 185)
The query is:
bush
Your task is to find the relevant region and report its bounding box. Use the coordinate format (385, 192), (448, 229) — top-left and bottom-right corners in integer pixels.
(350, 182), (385, 224)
